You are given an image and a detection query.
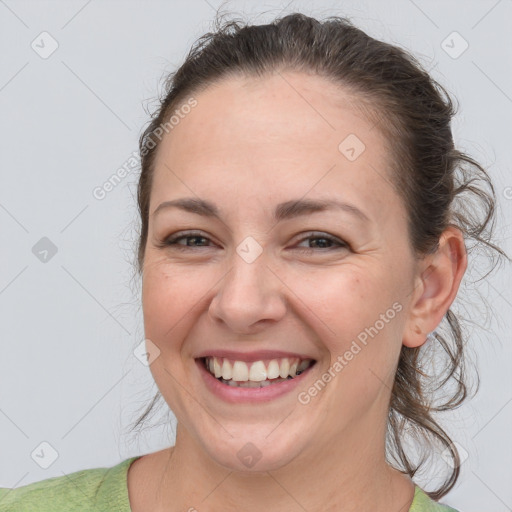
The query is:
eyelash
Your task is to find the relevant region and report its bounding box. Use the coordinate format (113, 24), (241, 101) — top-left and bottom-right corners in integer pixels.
(160, 230), (349, 252)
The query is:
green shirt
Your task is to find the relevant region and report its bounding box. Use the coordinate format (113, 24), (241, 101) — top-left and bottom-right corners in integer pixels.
(0, 456), (459, 511)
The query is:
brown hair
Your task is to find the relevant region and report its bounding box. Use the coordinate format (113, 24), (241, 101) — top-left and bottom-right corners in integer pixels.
(130, 11), (509, 499)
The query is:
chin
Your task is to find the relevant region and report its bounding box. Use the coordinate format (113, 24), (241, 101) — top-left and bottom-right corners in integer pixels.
(196, 422), (309, 473)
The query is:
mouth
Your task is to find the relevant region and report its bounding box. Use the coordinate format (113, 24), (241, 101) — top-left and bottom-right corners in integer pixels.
(198, 356), (316, 388)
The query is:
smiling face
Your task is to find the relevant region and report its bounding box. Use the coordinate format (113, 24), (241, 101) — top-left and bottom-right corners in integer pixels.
(141, 71), (421, 472)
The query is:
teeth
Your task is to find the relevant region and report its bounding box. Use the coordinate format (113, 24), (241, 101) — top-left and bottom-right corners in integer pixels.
(213, 358), (222, 378)
(249, 361), (267, 381)
(232, 361), (249, 381)
(297, 360), (310, 372)
(203, 356), (314, 383)
(221, 359), (232, 380)
(267, 359), (280, 379)
(279, 358), (290, 379)
(220, 376), (288, 388)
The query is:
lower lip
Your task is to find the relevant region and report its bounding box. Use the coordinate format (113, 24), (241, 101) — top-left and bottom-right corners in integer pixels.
(195, 359), (316, 404)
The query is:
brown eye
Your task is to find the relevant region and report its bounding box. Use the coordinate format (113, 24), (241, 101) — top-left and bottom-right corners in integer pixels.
(295, 233), (348, 251)
(161, 231), (214, 250)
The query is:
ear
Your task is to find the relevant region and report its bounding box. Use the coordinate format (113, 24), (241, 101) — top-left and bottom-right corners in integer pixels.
(402, 226), (468, 348)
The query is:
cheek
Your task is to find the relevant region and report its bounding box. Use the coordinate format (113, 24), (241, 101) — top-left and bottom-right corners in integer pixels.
(141, 263), (205, 352)
(291, 265), (406, 375)
(296, 265), (397, 331)
(141, 265), (206, 413)
(297, 268), (406, 417)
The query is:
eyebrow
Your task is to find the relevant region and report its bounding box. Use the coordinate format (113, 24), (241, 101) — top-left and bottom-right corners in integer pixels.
(152, 197), (370, 223)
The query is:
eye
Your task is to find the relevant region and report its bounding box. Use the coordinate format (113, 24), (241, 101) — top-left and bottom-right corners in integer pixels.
(293, 232), (349, 252)
(161, 231), (214, 250)
(159, 230), (349, 253)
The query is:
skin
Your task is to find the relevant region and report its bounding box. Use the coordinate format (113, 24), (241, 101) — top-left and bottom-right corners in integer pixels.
(127, 71), (467, 512)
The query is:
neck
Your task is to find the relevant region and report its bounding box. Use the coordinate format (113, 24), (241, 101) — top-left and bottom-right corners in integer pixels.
(151, 408), (415, 512)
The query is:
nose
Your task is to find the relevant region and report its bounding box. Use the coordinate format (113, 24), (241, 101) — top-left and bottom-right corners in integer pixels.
(208, 245), (288, 334)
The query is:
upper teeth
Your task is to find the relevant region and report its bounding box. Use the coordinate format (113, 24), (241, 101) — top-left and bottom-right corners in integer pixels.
(204, 356), (313, 382)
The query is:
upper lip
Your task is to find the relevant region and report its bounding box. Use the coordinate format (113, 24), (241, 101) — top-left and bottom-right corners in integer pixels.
(194, 349), (316, 363)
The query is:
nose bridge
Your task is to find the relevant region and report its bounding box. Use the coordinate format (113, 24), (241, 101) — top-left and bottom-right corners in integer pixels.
(224, 234), (273, 302)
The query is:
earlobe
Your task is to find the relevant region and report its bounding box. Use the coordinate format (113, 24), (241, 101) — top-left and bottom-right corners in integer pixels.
(402, 227), (467, 349)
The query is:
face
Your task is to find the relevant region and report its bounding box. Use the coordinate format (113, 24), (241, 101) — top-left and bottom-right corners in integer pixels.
(141, 71), (420, 472)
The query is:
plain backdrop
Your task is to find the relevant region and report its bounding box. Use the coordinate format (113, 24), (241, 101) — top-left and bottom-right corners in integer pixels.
(0, 1), (511, 510)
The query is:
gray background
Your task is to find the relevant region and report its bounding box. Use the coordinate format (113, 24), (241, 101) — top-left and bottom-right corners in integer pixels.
(0, 0), (511, 510)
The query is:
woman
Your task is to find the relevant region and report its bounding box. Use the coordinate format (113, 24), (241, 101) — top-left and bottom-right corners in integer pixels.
(0, 11), (507, 512)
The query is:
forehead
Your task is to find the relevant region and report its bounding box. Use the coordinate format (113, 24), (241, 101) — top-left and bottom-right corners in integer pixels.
(159, 71), (387, 158)
(151, 71), (398, 221)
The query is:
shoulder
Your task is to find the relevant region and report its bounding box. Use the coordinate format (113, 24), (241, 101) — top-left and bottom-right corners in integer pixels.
(410, 485), (460, 512)
(0, 456), (141, 512)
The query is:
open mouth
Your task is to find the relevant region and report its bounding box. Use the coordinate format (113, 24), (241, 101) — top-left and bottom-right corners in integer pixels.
(199, 356), (316, 388)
